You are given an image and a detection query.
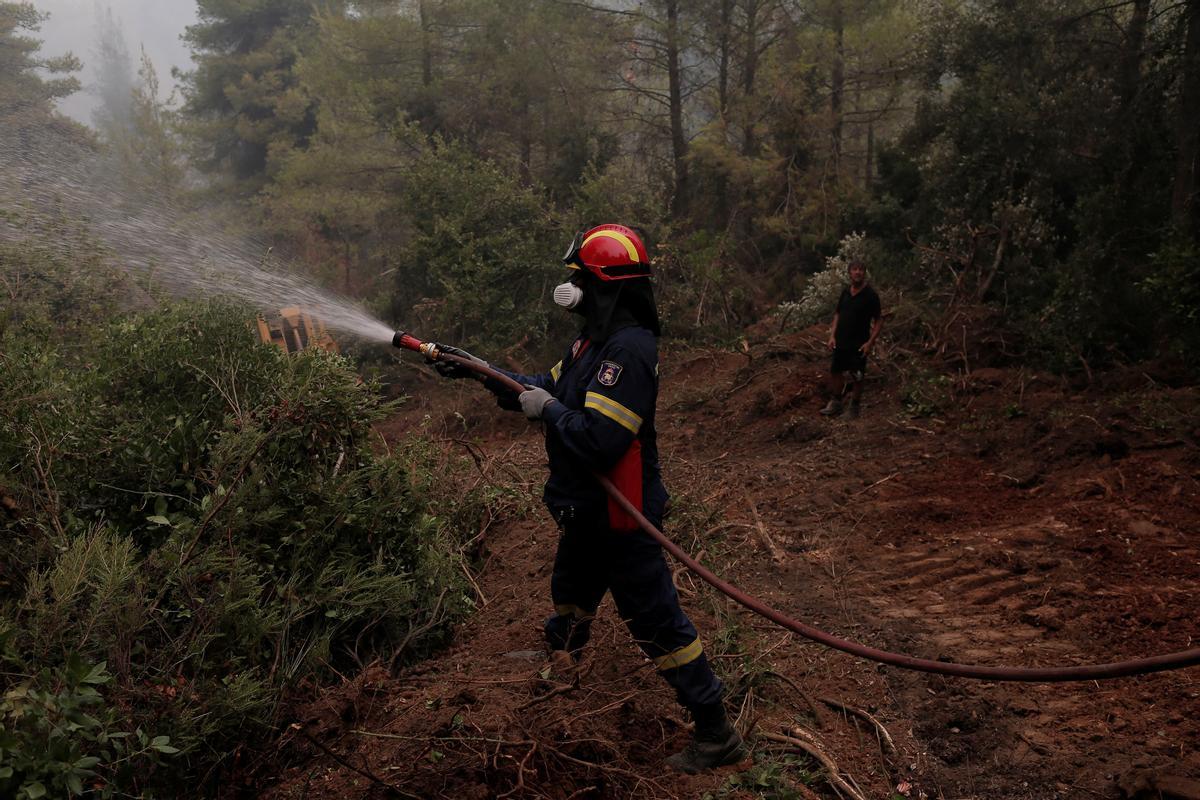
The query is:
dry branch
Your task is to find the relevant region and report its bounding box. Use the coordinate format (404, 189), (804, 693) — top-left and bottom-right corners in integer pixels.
(818, 697), (896, 753)
(760, 729), (867, 800)
(749, 499), (785, 563)
(761, 670), (830, 730)
(516, 680), (578, 711)
(295, 725), (421, 799)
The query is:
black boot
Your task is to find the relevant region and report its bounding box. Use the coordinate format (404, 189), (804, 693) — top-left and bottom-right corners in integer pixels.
(665, 702), (747, 773)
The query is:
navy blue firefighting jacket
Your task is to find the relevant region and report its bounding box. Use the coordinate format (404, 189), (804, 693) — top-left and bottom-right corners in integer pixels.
(488, 325), (668, 528)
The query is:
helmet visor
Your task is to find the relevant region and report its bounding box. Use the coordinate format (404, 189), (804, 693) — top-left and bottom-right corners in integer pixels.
(561, 231), (584, 267)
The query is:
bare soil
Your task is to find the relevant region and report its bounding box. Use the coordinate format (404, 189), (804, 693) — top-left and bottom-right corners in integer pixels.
(259, 328), (1200, 800)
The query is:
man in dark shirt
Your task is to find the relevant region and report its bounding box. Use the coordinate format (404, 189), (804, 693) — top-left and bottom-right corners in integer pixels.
(820, 260), (882, 418)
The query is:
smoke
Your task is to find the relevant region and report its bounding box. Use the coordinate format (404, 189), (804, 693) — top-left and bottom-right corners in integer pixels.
(34, 0), (197, 124)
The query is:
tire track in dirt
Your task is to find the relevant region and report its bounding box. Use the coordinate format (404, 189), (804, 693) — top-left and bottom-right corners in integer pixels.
(848, 517), (1077, 664)
(664, 346), (1200, 799)
(807, 441), (1200, 799)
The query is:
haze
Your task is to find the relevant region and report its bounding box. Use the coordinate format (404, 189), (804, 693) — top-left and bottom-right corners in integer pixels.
(32, 0), (197, 124)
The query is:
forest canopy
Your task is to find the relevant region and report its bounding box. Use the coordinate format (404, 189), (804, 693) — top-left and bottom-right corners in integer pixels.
(8, 0), (1196, 362)
(167, 0), (1200, 365)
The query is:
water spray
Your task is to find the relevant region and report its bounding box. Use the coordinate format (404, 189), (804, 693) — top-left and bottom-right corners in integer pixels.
(1, 130), (395, 345)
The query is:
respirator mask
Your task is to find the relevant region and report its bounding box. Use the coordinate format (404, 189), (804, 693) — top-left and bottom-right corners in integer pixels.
(553, 279), (584, 310)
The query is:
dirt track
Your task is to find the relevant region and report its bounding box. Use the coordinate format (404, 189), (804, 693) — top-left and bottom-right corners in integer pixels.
(263, 329), (1199, 800)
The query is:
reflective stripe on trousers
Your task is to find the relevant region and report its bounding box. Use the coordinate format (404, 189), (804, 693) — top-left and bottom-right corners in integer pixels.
(543, 518), (724, 710)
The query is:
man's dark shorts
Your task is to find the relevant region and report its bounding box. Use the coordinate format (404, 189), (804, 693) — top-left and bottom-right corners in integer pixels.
(831, 347), (867, 378)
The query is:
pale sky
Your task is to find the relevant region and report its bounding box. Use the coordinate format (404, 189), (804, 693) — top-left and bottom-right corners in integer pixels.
(32, 0), (199, 124)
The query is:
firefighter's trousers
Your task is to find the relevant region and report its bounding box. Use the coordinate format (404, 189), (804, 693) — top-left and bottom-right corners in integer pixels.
(544, 515), (724, 711)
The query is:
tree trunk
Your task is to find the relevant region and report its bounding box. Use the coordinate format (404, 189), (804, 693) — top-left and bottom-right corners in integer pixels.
(865, 120), (874, 189)
(666, 0), (689, 216)
(1119, 0), (1150, 111)
(518, 93), (532, 185)
(830, 0), (845, 179)
(718, 0), (732, 117)
(1172, 0), (1200, 237)
(1116, 0), (1151, 204)
(715, 0), (734, 227)
(419, 0), (433, 88)
(741, 0), (761, 159)
(412, 0), (439, 135)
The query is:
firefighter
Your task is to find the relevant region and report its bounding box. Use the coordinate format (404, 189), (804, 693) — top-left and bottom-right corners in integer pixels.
(431, 224), (746, 773)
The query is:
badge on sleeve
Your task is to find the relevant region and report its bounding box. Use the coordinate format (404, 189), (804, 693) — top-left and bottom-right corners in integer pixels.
(597, 360), (623, 386)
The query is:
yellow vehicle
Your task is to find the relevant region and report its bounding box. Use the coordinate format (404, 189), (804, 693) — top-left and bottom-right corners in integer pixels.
(256, 307), (339, 354)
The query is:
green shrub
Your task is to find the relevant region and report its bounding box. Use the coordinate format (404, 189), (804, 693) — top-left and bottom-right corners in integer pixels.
(1, 298), (475, 796)
(901, 366), (954, 417)
(390, 139), (566, 355)
(776, 232), (877, 329)
(1142, 235), (1200, 368)
(0, 653), (174, 799)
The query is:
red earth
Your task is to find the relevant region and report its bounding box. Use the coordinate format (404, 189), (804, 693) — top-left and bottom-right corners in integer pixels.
(259, 327), (1199, 800)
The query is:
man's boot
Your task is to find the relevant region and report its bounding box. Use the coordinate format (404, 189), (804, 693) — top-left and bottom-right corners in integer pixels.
(847, 398), (860, 419)
(665, 702), (746, 774)
(819, 398), (843, 416)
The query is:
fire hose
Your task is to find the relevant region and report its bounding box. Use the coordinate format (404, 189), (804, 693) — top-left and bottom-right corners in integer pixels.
(393, 331), (1200, 682)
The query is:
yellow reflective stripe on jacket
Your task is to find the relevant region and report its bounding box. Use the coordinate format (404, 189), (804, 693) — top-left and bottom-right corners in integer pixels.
(550, 361), (563, 383)
(584, 391), (643, 434)
(554, 604), (594, 621)
(654, 637), (703, 671)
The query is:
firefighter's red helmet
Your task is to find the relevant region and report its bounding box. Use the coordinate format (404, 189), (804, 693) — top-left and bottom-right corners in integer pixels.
(561, 224), (651, 281)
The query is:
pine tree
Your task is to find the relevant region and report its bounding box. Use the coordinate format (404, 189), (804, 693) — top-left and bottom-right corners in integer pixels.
(0, 2), (82, 132)
(89, 4), (134, 138)
(178, 0), (340, 197)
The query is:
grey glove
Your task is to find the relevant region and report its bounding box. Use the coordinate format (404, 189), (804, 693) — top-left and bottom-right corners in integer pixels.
(429, 343), (486, 380)
(519, 386), (555, 420)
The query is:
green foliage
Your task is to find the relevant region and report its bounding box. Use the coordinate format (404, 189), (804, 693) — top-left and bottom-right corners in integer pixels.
(1142, 235), (1200, 363)
(0, 654), (173, 799)
(161, 0), (1200, 373)
(89, 6), (134, 137)
(268, 113), (566, 354)
(102, 52), (188, 202)
(389, 139), (565, 352)
(900, 366), (954, 418)
(252, 0), (634, 334)
(1, 293), (476, 796)
(864, 0), (1198, 367)
(291, 0), (621, 197)
(570, 160), (665, 237)
(777, 232), (877, 328)
(0, 2), (83, 130)
(1113, 389), (1197, 434)
(0, 210), (128, 344)
(654, 229), (756, 343)
(179, 0), (332, 194)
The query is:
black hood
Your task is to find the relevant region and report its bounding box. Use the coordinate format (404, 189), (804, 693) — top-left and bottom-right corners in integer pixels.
(576, 272), (661, 342)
